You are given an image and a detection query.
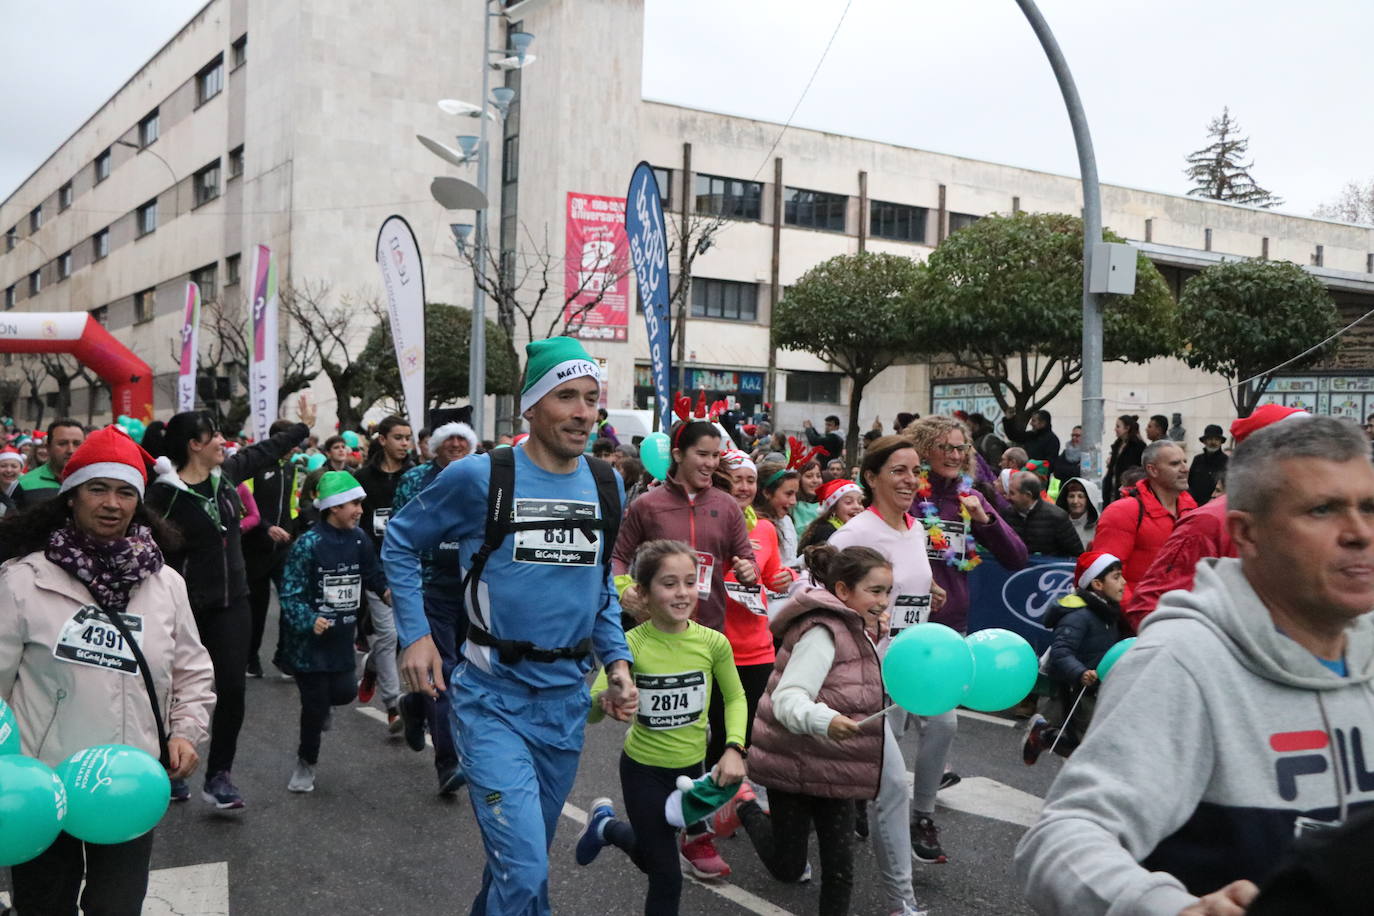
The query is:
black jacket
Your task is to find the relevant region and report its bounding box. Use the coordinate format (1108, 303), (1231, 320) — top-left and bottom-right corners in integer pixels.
(1019, 426), (1061, 463)
(1103, 437), (1146, 503)
(353, 460), (414, 552)
(146, 423), (309, 612)
(804, 427), (844, 462)
(1188, 448), (1228, 506)
(1004, 499), (1084, 558)
(241, 457), (302, 570)
(1043, 587), (1127, 685)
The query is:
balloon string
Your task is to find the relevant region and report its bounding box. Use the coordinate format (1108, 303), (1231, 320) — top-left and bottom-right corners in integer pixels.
(1045, 685), (1088, 758)
(857, 703), (899, 726)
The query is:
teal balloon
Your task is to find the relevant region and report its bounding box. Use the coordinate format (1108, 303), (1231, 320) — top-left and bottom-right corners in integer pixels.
(0, 697), (19, 755)
(963, 628), (1039, 712)
(882, 623), (974, 716)
(1096, 637), (1137, 683)
(641, 431), (671, 482)
(58, 745), (169, 845)
(0, 755), (66, 866)
(306, 453), (326, 472)
(342, 430), (361, 449)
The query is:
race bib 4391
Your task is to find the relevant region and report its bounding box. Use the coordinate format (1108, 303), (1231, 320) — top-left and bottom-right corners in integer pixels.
(53, 606), (144, 676)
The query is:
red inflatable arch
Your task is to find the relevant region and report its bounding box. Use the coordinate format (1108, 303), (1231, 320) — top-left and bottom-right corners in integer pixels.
(0, 313), (154, 421)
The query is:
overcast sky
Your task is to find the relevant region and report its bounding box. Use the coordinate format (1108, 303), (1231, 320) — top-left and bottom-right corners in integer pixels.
(4, 0), (1371, 219)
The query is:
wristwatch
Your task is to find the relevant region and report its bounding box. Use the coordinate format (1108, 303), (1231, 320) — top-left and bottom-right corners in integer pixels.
(725, 742), (748, 758)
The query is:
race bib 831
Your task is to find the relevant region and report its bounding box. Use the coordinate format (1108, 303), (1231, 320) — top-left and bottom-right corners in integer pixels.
(512, 498), (599, 566)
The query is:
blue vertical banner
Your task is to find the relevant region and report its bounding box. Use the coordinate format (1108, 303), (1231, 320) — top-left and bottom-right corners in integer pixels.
(625, 162), (672, 432)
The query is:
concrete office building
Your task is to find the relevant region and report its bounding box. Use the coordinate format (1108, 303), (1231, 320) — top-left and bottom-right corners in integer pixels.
(3, 0), (1373, 448)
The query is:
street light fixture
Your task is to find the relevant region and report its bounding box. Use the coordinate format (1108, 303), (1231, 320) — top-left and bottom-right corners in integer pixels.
(451, 223), (474, 256)
(115, 139), (179, 217)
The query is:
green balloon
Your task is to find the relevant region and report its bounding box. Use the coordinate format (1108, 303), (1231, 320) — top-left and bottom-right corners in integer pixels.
(882, 623), (974, 717)
(963, 628), (1039, 712)
(0, 755), (66, 866)
(58, 745), (169, 845)
(0, 697), (19, 755)
(306, 453), (326, 472)
(641, 431), (671, 482)
(1096, 637), (1137, 683)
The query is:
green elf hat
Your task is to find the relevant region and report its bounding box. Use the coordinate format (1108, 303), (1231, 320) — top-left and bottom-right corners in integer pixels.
(664, 772), (738, 828)
(520, 337), (601, 414)
(314, 470), (367, 511)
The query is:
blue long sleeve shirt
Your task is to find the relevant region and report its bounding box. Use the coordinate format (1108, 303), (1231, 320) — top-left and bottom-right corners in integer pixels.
(382, 448), (631, 690)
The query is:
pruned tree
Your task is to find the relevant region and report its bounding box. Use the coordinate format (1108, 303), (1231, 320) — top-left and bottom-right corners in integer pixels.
(1314, 178), (1374, 225)
(1184, 107), (1283, 208)
(919, 211), (1179, 437)
(357, 302), (519, 417)
(1178, 259), (1340, 417)
(773, 252), (932, 465)
(15, 355), (48, 429)
(276, 280), (372, 432)
(37, 353), (81, 417)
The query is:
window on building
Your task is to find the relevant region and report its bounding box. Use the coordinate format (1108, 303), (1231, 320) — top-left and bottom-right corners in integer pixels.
(135, 289), (155, 324)
(95, 148), (112, 182)
(502, 135), (519, 184)
(694, 173), (762, 221)
(947, 212), (980, 234)
(28, 271), (41, 296)
(59, 183), (73, 212)
(787, 371), (842, 403)
(191, 264), (218, 302)
(228, 145), (244, 179)
(869, 200), (927, 243)
(4, 227), (14, 252)
(197, 56), (224, 106)
(93, 227), (109, 260)
(58, 251), (71, 280)
(89, 305), (108, 326)
(225, 253), (241, 285)
(784, 187), (847, 232)
(690, 277), (758, 322)
(139, 109), (159, 147)
(4, 286), (14, 310)
(653, 167), (672, 209)
(232, 34), (247, 69)
(29, 206), (42, 232)
(194, 160), (221, 207)
(137, 199), (158, 236)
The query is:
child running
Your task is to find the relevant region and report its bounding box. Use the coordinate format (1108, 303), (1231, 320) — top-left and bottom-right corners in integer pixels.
(275, 470), (390, 793)
(576, 539), (748, 915)
(738, 544), (926, 916)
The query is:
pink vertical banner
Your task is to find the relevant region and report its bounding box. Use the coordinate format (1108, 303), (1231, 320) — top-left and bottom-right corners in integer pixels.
(176, 282), (201, 412)
(564, 192), (629, 341)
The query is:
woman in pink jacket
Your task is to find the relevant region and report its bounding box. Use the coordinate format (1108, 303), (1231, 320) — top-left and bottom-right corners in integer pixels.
(0, 426), (216, 916)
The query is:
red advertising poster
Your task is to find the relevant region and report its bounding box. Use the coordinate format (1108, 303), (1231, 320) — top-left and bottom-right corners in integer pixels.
(564, 192), (630, 341)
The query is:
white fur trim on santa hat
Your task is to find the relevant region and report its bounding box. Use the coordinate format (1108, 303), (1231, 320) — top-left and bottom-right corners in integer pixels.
(59, 462), (147, 497)
(0, 450), (22, 465)
(820, 482), (861, 514)
(430, 421), (478, 455)
(1078, 553), (1121, 590)
(315, 484), (367, 511)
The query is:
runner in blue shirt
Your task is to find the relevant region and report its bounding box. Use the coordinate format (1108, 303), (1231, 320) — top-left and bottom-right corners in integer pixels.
(383, 336), (637, 916)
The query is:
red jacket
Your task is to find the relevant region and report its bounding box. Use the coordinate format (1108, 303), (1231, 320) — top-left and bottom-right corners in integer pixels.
(724, 515), (787, 667)
(1091, 479), (1197, 594)
(1123, 496), (1235, 633)
(611, 479), (755, 632)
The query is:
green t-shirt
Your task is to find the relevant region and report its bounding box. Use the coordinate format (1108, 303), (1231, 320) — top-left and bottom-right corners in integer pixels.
(790, 499), (821, 536)
(17, 464), (59, 493)
(591, 620), (746, 769)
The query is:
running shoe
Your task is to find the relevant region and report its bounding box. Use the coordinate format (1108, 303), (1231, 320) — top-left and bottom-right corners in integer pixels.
(939, 770), (962, 790)
(400, 693), (427, 752)
(170, 778), (190, 802)
(357, 653), (377, 703)
(202, 770), (246, 810)
(679, 833), (731, 879)
(438, 765), (467, 797)
(855, 799), (870, 839)
(1023, 714), (1051, 766)
(911, 815), (947, 864)
(287, 759), (315, 794)
(246, 655), (263, 678)
(575, 797), (616, 866)
(889, 902), (929, 916)
(386, 706), (403, 735)
(711, 780), (756, 838)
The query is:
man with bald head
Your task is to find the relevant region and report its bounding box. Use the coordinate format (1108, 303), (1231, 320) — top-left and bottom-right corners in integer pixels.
(1003, 470), (1085, 557)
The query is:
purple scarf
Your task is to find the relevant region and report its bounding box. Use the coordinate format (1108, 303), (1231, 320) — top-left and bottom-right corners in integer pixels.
(45, 523), (164, 613)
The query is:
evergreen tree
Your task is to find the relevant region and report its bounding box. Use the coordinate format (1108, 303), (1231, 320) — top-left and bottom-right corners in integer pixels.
(1184, 107), (1283, 208)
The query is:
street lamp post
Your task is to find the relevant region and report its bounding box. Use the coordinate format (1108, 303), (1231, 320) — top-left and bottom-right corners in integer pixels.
(115, 139), (179, 218)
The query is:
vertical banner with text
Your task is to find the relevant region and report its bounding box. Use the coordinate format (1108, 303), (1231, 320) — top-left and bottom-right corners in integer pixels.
(624, 163), (671, 431)
(247, 244), (278, 440)
(375, 215), (426, 431)
(176, 282), (201, 413)
(564, 192), (629, 341)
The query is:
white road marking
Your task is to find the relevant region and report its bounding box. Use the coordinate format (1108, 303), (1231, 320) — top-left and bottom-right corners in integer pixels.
(356, 704), (433, 747)
(908, 772), (1045, 828)
(1, 862), (230, 914)
(955, 708), (1019, 728)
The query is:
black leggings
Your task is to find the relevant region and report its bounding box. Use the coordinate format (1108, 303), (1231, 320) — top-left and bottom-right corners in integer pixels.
(604, 752), (703, 916)
(740, 789), (856, 916)
(9, 829), (155, 916)
(295, 670), (357, 764)
(194, 598), (252, 775)
(706, 661), (773, 765)
(246, 548), (286, 657)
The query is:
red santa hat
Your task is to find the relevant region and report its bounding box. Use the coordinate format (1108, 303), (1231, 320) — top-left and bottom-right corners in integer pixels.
(817, 478), (862, 514)
(59, 425), (154, 497)
(721, 449), (756, 474)
(1075, 551), (1122, 590)
(1229, 404), (1309, 445)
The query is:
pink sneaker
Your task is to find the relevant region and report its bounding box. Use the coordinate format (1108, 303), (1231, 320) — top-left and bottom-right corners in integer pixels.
(680, 833), (731, 879)
(711, 781), (756, 838)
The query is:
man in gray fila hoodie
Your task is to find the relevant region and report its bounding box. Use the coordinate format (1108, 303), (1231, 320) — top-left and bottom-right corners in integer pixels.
(1016, 414), (1374, 915)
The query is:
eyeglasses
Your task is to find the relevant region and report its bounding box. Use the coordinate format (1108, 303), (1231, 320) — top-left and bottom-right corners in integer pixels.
(934, 443), (970, 454)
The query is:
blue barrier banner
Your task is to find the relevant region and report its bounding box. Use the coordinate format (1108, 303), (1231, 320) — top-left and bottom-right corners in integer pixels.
(625, 162), (671, 432)
(967, 554), (1076, 655)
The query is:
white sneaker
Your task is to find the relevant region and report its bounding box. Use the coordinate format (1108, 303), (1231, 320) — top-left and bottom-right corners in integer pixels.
(288, 759), (315, 793)
(888, 903), (929, 916)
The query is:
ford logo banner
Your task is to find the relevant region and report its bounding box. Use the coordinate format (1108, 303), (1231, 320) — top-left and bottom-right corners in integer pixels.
(968, 555), (1075, 654)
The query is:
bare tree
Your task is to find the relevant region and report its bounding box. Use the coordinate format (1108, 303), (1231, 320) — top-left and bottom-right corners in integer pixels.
(277, 280), (376, 432)
(36, 354), (81, 418)
(15, 355), (48, 429)
(1314, 179), (1374, 225)
(668, 210), (727, 392)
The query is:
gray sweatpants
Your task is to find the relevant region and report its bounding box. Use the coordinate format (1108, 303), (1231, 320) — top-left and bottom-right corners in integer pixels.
(887, 706), (958, 815)
(872, 721), (919, 911)
(366, 592), (402, 708)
